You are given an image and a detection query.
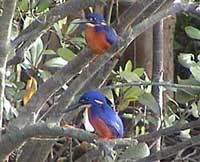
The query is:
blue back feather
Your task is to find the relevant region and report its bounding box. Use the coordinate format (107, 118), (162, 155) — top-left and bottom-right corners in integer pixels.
(95, 25), (118, 45)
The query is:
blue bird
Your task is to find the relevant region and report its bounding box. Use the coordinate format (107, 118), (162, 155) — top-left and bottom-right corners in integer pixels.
(65, 90), (124, 139)
(76, 12), (118, 56)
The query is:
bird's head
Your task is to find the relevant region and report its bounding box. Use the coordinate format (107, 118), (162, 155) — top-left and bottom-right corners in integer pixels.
(74, 12), (106, 26)
(79, 90), (106, 107)
(85, 12), (105, 25)
(63, 90), (107, 113)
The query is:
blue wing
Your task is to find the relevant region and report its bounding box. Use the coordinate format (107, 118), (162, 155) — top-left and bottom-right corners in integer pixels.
(105, 96), (115, 110)
(95, 25), (118, 45)
(98, 104), (124, 138)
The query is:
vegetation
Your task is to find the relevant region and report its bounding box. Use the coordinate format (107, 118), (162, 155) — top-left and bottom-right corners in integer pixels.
(0, 0), (200, 162)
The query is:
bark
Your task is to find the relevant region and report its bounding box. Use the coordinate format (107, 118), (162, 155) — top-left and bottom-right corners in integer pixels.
(0, 0), (17, 138)
(151, 20), (164, 162)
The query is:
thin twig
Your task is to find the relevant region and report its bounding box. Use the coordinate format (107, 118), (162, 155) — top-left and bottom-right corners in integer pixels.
(102, 81), (200, 91)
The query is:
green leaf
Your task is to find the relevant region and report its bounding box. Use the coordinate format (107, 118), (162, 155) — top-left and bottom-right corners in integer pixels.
(29, 37), (44, 67)
(185, 26), (200, 40)
(133, 68), (144, 77)
(164, 114), (176, 127)
(8, 72), (16, 82)
(178, 53), (195, 68)
(180, 129), (191, 139)
(178, 77), (200, 95)
(6, 87), (16, 98)
(66, 19), (80, 34)
(43, 49), (56, 55)
(124, 87), (145, 100)
(124, 60), (132, 72)
(18, 0), (29, 11)
(175, 90), (194, 104)
(54, 23), (63, 40)
(71, 37), (86, 46)
(38, 69), (52, 81)
(191, 103), (199, 118)
(118, 143), (150, 160)
(14, 90), (25, 101)
(190, 64), (200, 82)
(57, 48), (76, 61)
(138, 93), (160, 114)
(15, 81), (25, 90)
(23, 16), (33, 29)
(36, 0), (49, 12)
(120, 71), (143, 82)
(117, 99), (129, 111)
(44, 57), (68, 68)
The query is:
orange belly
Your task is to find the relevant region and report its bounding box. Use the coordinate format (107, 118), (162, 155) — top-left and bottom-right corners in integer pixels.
(85, 25), (111, 55)
(88, 110), (115, 139)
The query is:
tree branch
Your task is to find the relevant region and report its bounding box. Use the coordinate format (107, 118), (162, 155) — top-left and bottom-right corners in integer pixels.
(0, 0), (17, 138)
(102, 81), (200, 91)
(0, 123), (97, 160)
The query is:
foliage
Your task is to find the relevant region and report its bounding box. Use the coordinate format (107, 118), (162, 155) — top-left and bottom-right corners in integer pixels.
(1, 0), (200, 162)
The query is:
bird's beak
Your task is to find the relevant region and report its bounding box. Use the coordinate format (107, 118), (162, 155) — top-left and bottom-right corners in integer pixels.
(72, 19), (90, 24)
(63, 102), (91, 113)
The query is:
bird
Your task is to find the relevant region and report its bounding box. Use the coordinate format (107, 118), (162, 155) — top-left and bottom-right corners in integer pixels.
(65, 90), (124, 139)
(77, 12), (118, 56)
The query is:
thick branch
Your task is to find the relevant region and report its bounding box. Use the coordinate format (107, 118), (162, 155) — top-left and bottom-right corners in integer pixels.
(0, 123), (97, 160)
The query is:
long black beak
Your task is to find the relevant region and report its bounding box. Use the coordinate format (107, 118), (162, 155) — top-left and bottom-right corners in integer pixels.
(63, 102), (91, 113)
(72, 19), (90, 24)
(62, 102), (82, 113)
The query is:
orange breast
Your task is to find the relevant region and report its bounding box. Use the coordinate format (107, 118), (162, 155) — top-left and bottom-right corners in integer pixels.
(88, 110), (115, 139)
(85, 25), (111, 55)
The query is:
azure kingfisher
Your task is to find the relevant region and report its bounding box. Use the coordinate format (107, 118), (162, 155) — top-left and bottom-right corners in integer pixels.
(77, 12), (118, 56)
(65, 90), (124, 139)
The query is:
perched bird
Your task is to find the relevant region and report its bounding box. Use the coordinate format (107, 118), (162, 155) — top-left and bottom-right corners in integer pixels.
(65, 90), (124, 139)
(77, 12), (118, 56)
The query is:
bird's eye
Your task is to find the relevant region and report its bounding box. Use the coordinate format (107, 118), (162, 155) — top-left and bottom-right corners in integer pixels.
(94, 99), (103, 105)
(80, 99), (85, 103)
